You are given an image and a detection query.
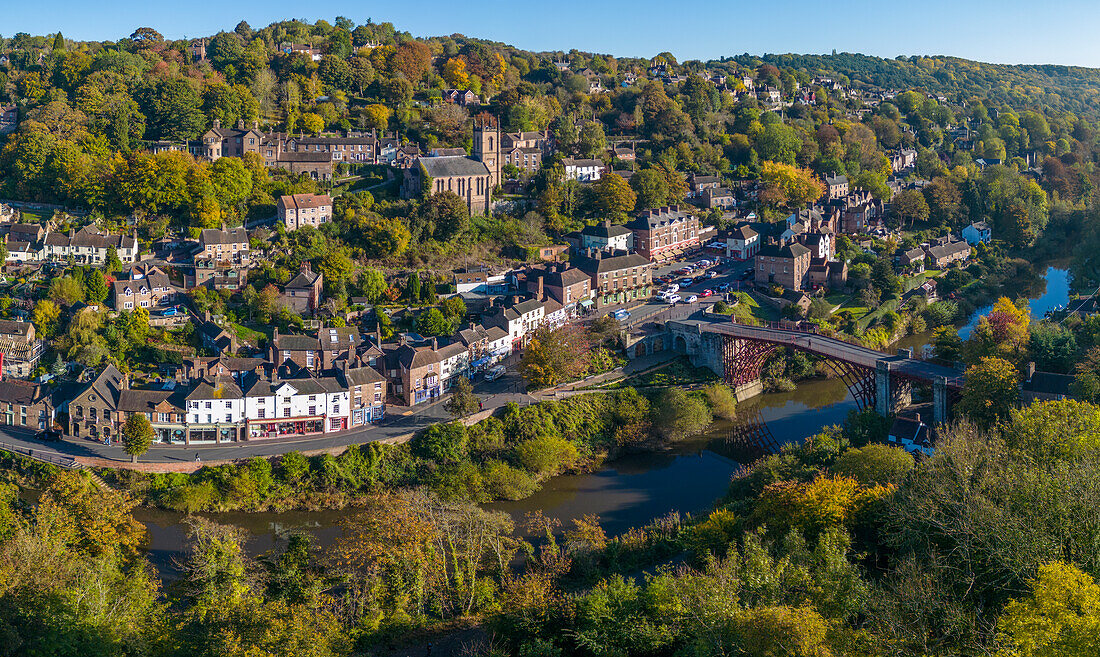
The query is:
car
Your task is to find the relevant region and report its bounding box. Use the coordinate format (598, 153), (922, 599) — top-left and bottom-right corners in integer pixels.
(678, 277), (694, 287)
(662, 284), (679, 294)
(159, 306), (181, 317)
(35, 429), (62, 442)
(611, 309), (631, 321)
(686, 295), (699, 303)
(701, 289), (714, 298)
(664, 294), (682, 304)
(696, 259), (712, 268)
(740, 269), (754, 280)
(716, 282), (731, 292)
(484, 365), (507, 381)
(706, 270), (719, 279)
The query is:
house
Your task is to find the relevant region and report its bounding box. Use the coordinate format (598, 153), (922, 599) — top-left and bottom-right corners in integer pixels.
(472, 120), (551, 184)
(483, 306), (527, 349)
(119, 388), (189, 444)
(1019, 362), (1075, 403)
(562, 158), (605, 182)
(403, 156), (493, 215)
(896, 247), (927, 274)
(962, 221), (992, 245)
(580, 221), (633, 252)
(888, 414), (934, 457)
(779, 289), (812, 314)
(436, 341), (471, 389)
(279, 42), (323, 61)
(319, 326), (361, 370)
(338, 361), (387, 426)
(41, 225), (138, 264)
(0, 320), (44, 379)
(525, 265), (593, 313)
(187, 259), (248, 291)
(0, 105), (17, 134)
(890, 148), (917, 172)
(270, 329), (321, 371)
(0, 380), (53, 430)
(197, 226), (250, 265)
(278, 194), (332, 231)
(724, 224), (760, 260)
(442, 89), (478, 106)
(688, 173), (721, 192)
(626, 206), (700, 260)
(824, 173), (849, 199)
(196, 312), (238, 354)
(574, 248), (653, 308)
(183, 375), (246, 442)
(282, 262), (324, 316)
(385, 342), (443, 406)
(110, 265), (173, 311)
(919, 278), (938, 302)
(755, 241), (812, 291)
(187, 39), (206, 62)
(806, 258), (848, 291)
(701, 187), (735, 209)
(457, 324), (512, 371)
(243, 374), (347, 439)
(923, 237), (970, 268)
(453, 268), (512, 295)
(67, 364), (126, 440)
(201, 119), (268, 160)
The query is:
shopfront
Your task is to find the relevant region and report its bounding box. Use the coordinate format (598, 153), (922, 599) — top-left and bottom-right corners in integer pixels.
(248, 417), (324, 439)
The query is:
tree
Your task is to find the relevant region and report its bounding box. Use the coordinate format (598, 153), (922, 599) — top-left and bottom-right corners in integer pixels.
(122, 413), (153, 463)
(444, 377), (479, 419)
(651, 387), (711, 441)
(300, 112), (325, 134)
(31, 299), (61, 339)
(893, 189), (930, 228)
(361, 104), (391, 131)
(589, 173), (637, 221)
(520, 324), (590, 389)
(405, 272), (421, 302)
(410, 422), (468, 464)
(833, 444), (914, 486)
(630, 168), (669, 211)
(759, 161), (825, 209)
(996, 561), (1100, 657)
(419, 191), (470, 238)
(358, 268), (386, 303)
(417, 307), (452, 336)
(83, 269), (108, 304)
(959, 356), (1019, 428)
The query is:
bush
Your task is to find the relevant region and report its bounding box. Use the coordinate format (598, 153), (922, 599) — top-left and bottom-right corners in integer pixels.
(651, 388), (712, 441)
(411, 422), (469, 464)
(482, 460), (540, 500)
(832, 444), (914, 486)
(703, 383), (738, 420)
(515, 434), (579, 475)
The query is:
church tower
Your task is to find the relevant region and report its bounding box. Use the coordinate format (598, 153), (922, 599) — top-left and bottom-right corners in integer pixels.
(472, 113), (501, 188)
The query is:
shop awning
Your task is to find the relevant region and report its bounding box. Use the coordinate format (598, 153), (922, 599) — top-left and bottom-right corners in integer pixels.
(579, 299), (595, 308)
(471, 356), (491, 368)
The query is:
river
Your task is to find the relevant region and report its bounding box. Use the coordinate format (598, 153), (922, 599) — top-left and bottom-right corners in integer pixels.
(132, 267), (1072, 578)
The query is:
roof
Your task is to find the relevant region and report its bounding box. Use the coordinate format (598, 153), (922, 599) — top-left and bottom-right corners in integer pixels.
(436, 342), (467, 360)
(341, 365), (386, 387)
(581, 222), (632, 239)
(286, 268), (321, 289)
(574, 251), (651, 275)
(729, 224), (758, 240)
(825, 173), (849, 185)
(927, 241), (971, 260)
(0, 380), (43, 405)
(201, 227), (248, 245)
(626, 206), (694, 232)
(277, 193), (332, 211)
(890, 416), (929, 444)
(274, 333), (321, 350)
(758, 242), (811, 259)
(513, 298), (544, 316)
(418, 156), (490, 179)
(76, 364), (125, 408)
(1023, 371), (1074, 397)
(185, 376), (244, 401)
(320, 326), (360, 349)
(0, 320), (33, 338)
(117, 389), (175, 413)
(396, 344), (441, 369)
(562, 158), (605, 168)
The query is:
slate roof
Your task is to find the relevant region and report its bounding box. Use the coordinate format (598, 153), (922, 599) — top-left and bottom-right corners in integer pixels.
(286, 269), (321, 288)
(581, 222), (632, 239)
(0, 320), (33, 337)
(0, 380), (44, 405)
(758, 242), (811, 259)
(418, 156), (490, 178)
(201, 227), (248, 245)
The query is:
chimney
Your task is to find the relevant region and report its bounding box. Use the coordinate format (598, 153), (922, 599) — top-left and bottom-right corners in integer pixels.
(301, 261), (312, 274)
(376, 323), (382, 347)
(253, 120), (259, 130)
(432, 337), (438, 350)
(237, 119), (245, 130)
(537, 276), (544, 301)
(221, 221), (227, 232)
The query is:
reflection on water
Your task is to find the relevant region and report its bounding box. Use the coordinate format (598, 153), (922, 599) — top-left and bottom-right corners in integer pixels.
(960, 266), (1071, 339)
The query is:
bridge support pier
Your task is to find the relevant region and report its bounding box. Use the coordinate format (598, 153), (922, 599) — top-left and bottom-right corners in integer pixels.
(733, 380), (763, 402)
(933, 376), (949, 424)
(875, 362), (891, 416)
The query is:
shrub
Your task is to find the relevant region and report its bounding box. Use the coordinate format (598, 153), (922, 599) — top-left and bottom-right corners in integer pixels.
(651, 388), (712, 441)
(411, 422), (469, 464)
(482, 460), (540, 500)
(515, 435), (579, 475)
(703, 383), (738, 421)
(833, 444), (914, 486)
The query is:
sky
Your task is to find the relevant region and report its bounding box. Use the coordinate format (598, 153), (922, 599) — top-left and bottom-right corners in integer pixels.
(7, 0), (1100, 67)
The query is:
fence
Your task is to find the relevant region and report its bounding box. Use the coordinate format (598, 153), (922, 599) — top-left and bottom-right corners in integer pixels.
(0, 440), (82, 469)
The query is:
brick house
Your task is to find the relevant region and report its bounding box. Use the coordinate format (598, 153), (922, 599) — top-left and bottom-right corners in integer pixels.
(278, 194), (332, 231)
(270, 329), (321, 371)
(111, 265), (173, 310)
(281, 262), (323, 316)
(526, 265), (593, 313)
(0, 319), (44, 379)
(755, 241), (812, 291)
(0, 380), (53, 430)
(574, 248), (653, 308)
(825, 173), (849, 199)
(319, 326), (361, 370)
(338, 361), (387, 426)
(68, 364), (126, 440)
(197, 226), (250, 265)
(626, 206), (700, 260)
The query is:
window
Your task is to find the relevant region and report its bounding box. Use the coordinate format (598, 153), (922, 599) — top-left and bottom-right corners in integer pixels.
(205, 402), (212, 409)
(308, 405), (316, 415)
(333, 405), (340, 414)
(283, 408), (291, 418)
(225, 414), (232, 422)
(258, 409), (266, 419)
(158, 413), (169, 423)
(206, 414), (212, 423)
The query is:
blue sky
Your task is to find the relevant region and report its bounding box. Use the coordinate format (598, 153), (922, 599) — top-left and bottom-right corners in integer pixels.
(7, 1), (1100, 67)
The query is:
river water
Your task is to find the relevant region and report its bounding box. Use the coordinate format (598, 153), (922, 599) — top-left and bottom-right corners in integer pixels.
(132, 267), (1072, 578)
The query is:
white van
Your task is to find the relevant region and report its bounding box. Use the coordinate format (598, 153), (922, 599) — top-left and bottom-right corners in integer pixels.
(485, 365), (506, 381)
(664, 294), (682, 305)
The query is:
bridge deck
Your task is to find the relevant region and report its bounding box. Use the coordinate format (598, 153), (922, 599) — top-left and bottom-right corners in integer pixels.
(704, 321), (964, 387)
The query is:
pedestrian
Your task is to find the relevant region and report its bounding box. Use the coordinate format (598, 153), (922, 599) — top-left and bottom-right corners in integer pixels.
(195, 453), (201, 462)
(478, 400), (483, 411)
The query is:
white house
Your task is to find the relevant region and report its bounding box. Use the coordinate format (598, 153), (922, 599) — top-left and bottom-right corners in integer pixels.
(185, 376), (245, 443)
(436, 342), (471, 390)
(243, 376), (347, 439)
(581, 221), (633, 252)
(724, 224), (760, 260)
(962, 221), (992, 245)
(562, 158), (604, 182)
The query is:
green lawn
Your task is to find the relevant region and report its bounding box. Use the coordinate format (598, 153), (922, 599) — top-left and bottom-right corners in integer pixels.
(18, 209), (51, 224)
(733, 292), (780, 322)
(231, 323), (268, 345)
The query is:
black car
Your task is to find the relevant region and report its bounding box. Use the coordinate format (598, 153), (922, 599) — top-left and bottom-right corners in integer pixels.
(740, 269), (754, 280)
(35, 429), (62, 442)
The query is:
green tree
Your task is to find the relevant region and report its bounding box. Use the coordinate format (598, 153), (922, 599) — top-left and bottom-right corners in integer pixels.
(996, 561), (1100, 657)
(589, 173), (637, 221)
(405, 273), (421, 302)
(416, 307), (452, 337)
(411, 422), (468, 464)
(83, 269), (108, 304)
(893, 188), (930, 228)
(959, 356), (1020, 428)
(122, 413), (153, 463)
(358, 268), (387, 303)
(444, 376), (479, 419)
(630, 168), (669, 211)
(652, 387), (712, 441)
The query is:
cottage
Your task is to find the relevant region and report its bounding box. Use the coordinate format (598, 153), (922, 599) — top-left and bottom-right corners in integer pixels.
(961, 221), (992, 245)
(278, 194), (332, 231)
(282, 262), (324, 316)
(562, 158), (605, 182)
(755, 241), (812, 291)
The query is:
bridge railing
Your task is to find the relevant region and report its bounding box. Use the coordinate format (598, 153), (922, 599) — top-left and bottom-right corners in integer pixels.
(0, 440), (83, 469)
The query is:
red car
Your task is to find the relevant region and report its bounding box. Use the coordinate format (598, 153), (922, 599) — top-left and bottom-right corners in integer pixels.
(701, 289), (714, 298)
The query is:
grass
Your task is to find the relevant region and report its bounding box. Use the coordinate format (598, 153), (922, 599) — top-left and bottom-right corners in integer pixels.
(733, 292), (780, 322)
(616, 356), (719, 388)
(18, 209), (50, 224)
(230, 323), (268, 345)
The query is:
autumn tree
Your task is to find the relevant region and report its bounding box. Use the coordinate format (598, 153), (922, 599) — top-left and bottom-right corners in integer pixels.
(892, 189), (930, 228)
(589, 172), (637, 221)
(520, 324), (590, 389)
(996, 561), (1100, 657)
(759, 161), (825, 209)
(444, 376), (479, 419)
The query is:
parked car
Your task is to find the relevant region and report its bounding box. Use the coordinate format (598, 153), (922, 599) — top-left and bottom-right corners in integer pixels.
(35, 429), (62, 442)
(662, 284), (680, 294)
(716, 282), (731, 292)
(678, 277), (694, 287)
(706, 270), (719, 279)
(664, 294), (682, 304)
(611, 309), (631, 321)
(686, 294), (699, 303)
(701, 289), (714, 298)
(484, 365), (507, 381)
(695, 259), (712, 268)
